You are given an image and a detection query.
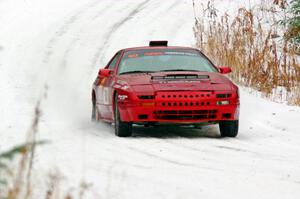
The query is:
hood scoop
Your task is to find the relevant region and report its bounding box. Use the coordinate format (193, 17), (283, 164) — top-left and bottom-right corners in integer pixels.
(151, 74), (210, 81)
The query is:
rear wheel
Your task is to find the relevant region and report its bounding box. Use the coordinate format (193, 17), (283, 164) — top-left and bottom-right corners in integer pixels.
(219, 120), (239, 137)
(114, 95), (132, 137)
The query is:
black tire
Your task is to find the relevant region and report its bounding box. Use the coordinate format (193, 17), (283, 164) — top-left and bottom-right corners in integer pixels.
(114, 95), (132, 137)
(219, 120), (239, 137)
(91, 101), (96, 122)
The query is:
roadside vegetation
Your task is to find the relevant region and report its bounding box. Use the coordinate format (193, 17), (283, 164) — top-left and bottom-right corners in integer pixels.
(0, 88), (90, 199)
(193, 0), (300, 105)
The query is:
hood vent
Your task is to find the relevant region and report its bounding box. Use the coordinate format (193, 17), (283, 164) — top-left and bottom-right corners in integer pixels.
(152, 74), (209, 81)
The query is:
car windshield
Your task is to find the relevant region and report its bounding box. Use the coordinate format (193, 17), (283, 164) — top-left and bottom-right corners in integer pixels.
(118, 49), (217, 74)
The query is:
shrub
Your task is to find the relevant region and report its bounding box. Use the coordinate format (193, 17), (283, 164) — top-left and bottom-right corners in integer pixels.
(281, 0), (300, 44)
(193, 0), (300, 105)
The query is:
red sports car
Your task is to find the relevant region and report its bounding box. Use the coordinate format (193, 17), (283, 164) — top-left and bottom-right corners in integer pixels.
(92, 41), (239, 137)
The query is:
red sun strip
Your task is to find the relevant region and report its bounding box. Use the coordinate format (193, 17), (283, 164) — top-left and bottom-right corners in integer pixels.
(128, 54), (139, 58)
(144, 52), (164, 56)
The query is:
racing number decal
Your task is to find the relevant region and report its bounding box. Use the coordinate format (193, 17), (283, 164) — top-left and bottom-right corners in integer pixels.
(103, 87), (109, 105)
(97, 77), (109, 105)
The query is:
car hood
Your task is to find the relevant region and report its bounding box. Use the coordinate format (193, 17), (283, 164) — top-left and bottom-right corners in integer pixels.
(117, 71), (233, 93)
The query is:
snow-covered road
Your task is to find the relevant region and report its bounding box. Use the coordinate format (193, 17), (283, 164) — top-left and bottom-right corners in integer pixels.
(1, 0), (300, 198)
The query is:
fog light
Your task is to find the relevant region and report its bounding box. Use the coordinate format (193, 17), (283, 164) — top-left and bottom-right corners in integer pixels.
(216, 100), (230, 105)
(118, 95), (128, 101)
(140, 102), (155, 107)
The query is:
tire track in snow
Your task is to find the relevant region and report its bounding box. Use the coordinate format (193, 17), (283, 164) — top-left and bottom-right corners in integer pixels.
(126, 145), (224, 172)
(89, 128), (223, 172)
(216, 145), (259, 154)
(145, 0), (184, 40)
(58, 0), (150, 71)
(90, 0), (149, 69)
(42, 0), (149, 79)
(42, 0), (102, 64)
(59, 3), (114, 70)
(165, 138), (260, 157)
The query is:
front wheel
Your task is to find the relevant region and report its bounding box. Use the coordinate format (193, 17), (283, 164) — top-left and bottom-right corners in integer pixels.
(114, 96), (132, 137)
(91, 101), (96, 122)
(219, 120), (239, 137)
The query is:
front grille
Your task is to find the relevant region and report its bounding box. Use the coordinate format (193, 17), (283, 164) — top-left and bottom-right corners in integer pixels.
(156, 91), (214, 107)
(154, 110), (217, 120)
(157, 92), (212, 99)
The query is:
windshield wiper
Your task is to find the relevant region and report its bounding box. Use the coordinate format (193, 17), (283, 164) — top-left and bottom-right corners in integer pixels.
(119, 70), (154, 75)
(159, 69), (201, 72)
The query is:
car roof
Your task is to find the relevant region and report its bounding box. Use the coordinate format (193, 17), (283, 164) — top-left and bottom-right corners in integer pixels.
(121, 46), (198, 52)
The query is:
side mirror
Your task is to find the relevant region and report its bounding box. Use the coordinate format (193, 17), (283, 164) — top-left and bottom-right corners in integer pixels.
(98, 69), (113, 77)
(219, 66), (232, 74)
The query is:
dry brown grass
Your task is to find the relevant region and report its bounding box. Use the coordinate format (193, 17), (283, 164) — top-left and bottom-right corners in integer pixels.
(193, 0), (300, 105)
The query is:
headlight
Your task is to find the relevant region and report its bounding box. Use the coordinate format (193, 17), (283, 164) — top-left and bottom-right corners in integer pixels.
(121, 85), (129, 90)
(114, 80), (130, 90)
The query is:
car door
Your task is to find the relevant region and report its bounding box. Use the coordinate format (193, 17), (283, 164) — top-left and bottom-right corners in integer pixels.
(100, 51), (122, 120)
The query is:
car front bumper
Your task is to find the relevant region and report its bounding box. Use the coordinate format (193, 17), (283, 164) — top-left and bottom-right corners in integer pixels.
(117, 91), (239, 124)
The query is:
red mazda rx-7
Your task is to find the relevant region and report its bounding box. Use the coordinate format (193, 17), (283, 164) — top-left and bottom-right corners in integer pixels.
(92, 41), (239, 137)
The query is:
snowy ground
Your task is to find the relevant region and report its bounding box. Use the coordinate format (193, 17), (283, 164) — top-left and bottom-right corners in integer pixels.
(1, 0), (300, 198)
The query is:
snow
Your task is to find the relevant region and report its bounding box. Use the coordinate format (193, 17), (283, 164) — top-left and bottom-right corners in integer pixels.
(0, 0), (300, 198)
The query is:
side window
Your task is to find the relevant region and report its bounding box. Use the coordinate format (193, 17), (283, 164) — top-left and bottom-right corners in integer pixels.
(107, 52), (121, 69)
